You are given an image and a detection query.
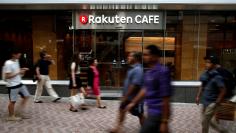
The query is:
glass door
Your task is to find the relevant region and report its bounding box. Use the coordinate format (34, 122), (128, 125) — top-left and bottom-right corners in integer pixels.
(94, 30), (143, 90)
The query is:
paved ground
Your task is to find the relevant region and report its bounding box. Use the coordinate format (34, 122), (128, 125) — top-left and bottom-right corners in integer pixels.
(0, 94), (236, 133)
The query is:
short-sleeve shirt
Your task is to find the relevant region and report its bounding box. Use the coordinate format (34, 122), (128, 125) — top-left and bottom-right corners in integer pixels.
(37, 59), (52, 75)
(123, 63), (143, 100)
(144, 63), (172, 116)
(3, 59), (22, 87)
(200, 69), (225, 107)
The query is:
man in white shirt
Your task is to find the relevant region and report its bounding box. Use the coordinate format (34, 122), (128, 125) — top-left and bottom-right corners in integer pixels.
(3, 48), (30, 121)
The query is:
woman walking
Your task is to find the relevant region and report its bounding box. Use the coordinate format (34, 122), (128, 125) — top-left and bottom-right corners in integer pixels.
(69, 54), (86, 112)
(87, 58), (106, 109)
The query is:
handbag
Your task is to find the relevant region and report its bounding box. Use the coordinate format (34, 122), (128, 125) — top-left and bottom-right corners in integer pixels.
(215, 101), (236, 121)
(70, 93), (85, 109)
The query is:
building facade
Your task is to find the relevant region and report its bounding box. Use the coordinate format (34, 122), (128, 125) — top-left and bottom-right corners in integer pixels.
(0, 0), (236, 90)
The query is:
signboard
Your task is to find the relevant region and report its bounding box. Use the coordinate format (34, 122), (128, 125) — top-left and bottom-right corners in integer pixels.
(76, 11), (165, 30)
(1, 0), (236, 4)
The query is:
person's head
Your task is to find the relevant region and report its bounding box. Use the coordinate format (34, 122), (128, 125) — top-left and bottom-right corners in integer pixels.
(143, 45), (161, 65)
(10, 47), (22, 60)
(39, 50), (47, 59)
(204, 55), (219, 70)
(72, 53), (80, 63)
(88, 58), (98, 66)
(127, 51), (142, 65)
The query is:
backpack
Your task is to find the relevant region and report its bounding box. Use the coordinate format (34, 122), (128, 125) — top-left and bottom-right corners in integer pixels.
(216, 67), (236, 99)
(207, 68), (236, 99)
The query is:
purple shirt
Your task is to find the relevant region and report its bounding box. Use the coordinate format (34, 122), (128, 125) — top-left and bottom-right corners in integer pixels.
(144, 63), (172, 116)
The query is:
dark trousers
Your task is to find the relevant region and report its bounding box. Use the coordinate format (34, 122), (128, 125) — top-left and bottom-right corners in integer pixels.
(140, 115), (161, 133)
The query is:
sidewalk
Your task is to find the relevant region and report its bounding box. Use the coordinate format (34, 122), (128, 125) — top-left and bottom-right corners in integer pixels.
(0, 94), (235, 133)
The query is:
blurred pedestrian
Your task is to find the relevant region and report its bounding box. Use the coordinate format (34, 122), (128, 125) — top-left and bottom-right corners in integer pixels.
(196, 55), (228, 133)
(126, 45), (172, 133)
(69, 53), (87, 112)
(87, 58), (106, 109)
(2, 48), (30, 121)
(110, 52), (145, 133)
(34, 51), (61, 103)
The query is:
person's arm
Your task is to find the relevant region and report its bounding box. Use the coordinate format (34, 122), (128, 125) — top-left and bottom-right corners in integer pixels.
(125, 88), (146, 111)
(216, 87), (226, 105)
(160, 96), (170, 133)
(215, 75), (227, 105)
(123, 68), (143, 101)
(35, 66), (41, 80)
(159, 69), (172, 120)
(159, 69), (172, 133)
(196, 87), (203, 105)
(123, 85), (139, 101)
(50, 59), (55, 65)
(19, 68), (29, 77)
(4, 63), (25, 79)
(45, 54), (55, 65)
(87, 67), (94, 88)
(161, 96), (170, 123)
(5, 68), (28, 79)
(196, 73), (207, 105)
(71, 62), (76, 87)
(5, 71), (20, 79)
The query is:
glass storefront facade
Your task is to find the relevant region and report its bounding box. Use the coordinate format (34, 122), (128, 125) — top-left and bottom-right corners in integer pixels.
(0, 9), (236, 89)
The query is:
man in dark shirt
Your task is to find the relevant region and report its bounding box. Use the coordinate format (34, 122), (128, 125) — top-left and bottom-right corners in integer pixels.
(34, 51), (61, 103)
(196, 55), (228, 133)
(126, 45), (172, 133)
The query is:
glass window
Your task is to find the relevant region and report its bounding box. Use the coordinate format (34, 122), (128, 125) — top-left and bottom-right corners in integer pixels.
(1, 10), (235, 83)
(0, 11), (73, 80)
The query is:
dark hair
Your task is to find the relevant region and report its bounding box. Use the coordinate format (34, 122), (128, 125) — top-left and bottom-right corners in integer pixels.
(204, 55), (219, 64)
(131, 51), (142, 62)
(39, 51), (47, 59)
(145, 45), (161, 57)
(88, 58), (96, 66)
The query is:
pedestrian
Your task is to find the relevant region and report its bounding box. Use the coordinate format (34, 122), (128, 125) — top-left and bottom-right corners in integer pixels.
(69, 53), (87, 112)
(126, 45), (172, 133)
(87, 58), (106, 109)
(2, 47), (31, 121)
(196, 55), (228, 133)
(34, 50), (61, 103)
(110, 51), (145, 133)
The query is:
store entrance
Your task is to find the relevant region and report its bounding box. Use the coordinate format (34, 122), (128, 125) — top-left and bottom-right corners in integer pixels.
(94, 30), (143, 89)
(76, 29), (168, 90)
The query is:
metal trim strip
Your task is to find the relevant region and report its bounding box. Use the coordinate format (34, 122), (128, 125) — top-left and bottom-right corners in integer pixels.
(0, 80), (201, 87)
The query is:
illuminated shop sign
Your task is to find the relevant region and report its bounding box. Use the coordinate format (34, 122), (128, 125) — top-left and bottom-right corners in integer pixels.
(76, 11), (165, 30)
(80, 15), (160, 24)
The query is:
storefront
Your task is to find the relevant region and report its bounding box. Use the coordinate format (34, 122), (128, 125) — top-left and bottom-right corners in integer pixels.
(0, 1), (236, 90)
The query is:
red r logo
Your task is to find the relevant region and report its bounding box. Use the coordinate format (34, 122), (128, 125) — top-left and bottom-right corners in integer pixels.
(80, 15), (88, 24)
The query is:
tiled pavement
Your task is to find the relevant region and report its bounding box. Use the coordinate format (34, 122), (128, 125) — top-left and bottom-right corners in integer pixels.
(0, 94), (236, 133)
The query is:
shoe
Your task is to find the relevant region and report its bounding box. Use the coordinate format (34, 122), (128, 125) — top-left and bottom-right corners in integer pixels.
(98, 105), (106, 109)
(34, 100), (43, 103)
(6, 116), (22, 121)
(52, 97), (61, 103)
(17, 114), (31, 119)
(109, 128), (119, 133)
(15, 112), (31, 119)
(69, 108), (78, 112)
(80, 106), (88, 110)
